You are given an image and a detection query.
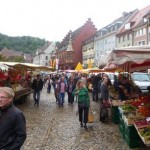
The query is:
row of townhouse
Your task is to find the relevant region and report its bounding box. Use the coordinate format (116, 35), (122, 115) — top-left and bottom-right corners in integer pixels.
(82, 5), (150, 68)
(32, 5), (150, 69)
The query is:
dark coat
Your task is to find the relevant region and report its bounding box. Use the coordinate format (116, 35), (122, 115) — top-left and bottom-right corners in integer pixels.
(67, 81), (76, 93)
(32, 79), (43, 92)
(0, 104), (26, 150)
(92, 76), (101, 91)
(100, 82), (109, 100)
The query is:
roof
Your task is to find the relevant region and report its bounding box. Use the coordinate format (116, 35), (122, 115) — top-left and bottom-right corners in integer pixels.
(144, 9), (150, 18)
(58, 27), (82, 51)
(96, 10), (137, 37)
(117, 5), (150, 35)
(35, 42), (51, 55)
(57, 18), (95, 51)
(82, 35), (95, 46)
(0, 47), (23, 59)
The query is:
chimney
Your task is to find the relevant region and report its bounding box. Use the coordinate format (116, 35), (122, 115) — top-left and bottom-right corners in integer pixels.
(122, 12), (128, 17)
(88, 18), (91, 22)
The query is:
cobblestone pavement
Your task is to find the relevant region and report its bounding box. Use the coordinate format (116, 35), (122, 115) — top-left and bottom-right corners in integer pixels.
(17, 88), (133, 150)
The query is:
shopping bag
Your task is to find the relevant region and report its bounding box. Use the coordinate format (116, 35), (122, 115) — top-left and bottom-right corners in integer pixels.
(74, 102), (79, 116)
(88, 111), (94, 123)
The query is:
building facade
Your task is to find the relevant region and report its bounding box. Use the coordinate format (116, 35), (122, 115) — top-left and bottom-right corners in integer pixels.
(94, 10), (138, 66)
(56, 18), (97, 70)
(82, 36), (94, 68)
(116, 6), (150, 47)
(133, 24), (147, 46)
(144, 10), (150, 45)
(33, 42), (56, 66)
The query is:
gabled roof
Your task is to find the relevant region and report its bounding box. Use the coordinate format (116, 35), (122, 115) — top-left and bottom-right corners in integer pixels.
(35, 42), (51, 55)
(144, 9), (150, 17)
(117, 5), (150, 35)
(96, 10), (137, 37)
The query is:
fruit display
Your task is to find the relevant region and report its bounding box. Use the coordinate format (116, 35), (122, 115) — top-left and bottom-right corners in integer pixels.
(134, 120), (150, 129)
(121, 105), (136, 113)
(130, 96), (150, 108)
(138, 127), (150, 145)
(116, 93), (150, 146)
(137, 106), (150, 117)
(139, 127), (150, 137)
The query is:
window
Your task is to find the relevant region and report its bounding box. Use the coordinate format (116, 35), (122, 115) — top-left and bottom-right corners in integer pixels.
(139, 41), (142, 45)
(140, 29), (142, 36)
(142, 41), (145, 45)
(135, 31), (138, 37)
(118, 37), (120, 43)
(125, 23), (131, 30)
(129, 34), (132, 40)
(127, 34), (129, 40)
(143, 28), (146, 35)
(120, 36), (123, 42)
(144, 18), (147, 23)
(46, 56), (48, 60)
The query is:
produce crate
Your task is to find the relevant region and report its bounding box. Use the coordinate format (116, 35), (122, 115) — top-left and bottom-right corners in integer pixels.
(119, 123), (125, 139)
(124, 124), (139, 138)
(111, 106), (120, 124)
(124, 133), (143, 148)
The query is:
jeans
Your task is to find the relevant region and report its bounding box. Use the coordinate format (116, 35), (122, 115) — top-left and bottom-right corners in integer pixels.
(33, 90), (40, 105)
(78, 104), (89, 123)
(59, 92), (65, 105)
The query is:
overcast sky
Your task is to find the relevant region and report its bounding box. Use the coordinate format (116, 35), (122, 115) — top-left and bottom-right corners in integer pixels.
(0, 0), (149, 41)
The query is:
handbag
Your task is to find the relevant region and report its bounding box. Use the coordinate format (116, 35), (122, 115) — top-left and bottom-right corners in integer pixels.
(88, 110), (94, 123)
(78, 95), (88, 108)
(78, 102), (88, 108)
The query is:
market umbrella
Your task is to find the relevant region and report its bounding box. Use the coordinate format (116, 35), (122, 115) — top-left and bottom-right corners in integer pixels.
(75, 62), (83, 71)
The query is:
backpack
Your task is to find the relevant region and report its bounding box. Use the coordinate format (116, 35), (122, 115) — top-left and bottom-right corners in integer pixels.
(100, 106), (108, 122)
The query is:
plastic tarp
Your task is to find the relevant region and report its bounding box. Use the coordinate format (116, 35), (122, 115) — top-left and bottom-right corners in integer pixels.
(107, 46), (150, 65)
(0, 62), (54, 71)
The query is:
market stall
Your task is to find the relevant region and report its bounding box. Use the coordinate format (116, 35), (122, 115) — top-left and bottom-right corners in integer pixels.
(111, 95), (150, 148)
(106, 45), (150, 73)
(104, 46), (150, 148)
(0, 62), (54, 102)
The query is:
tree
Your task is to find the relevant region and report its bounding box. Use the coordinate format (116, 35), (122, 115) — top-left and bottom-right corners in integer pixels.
(0, 33), (47, 53)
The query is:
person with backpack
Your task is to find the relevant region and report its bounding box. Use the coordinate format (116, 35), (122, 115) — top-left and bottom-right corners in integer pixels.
(73, 79), (90, 129)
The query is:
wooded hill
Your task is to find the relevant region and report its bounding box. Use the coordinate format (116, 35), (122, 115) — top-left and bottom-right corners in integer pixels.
(0, 33), (47, 54)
